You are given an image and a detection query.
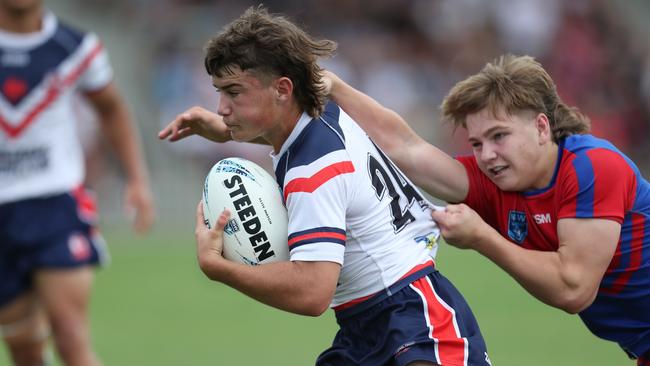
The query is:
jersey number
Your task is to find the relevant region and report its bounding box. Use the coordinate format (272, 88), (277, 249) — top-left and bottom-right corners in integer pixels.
(368, 147), (424, 233)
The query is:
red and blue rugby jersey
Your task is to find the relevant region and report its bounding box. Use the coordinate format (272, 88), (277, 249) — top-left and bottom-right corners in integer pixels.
(459, 134), (650, 357)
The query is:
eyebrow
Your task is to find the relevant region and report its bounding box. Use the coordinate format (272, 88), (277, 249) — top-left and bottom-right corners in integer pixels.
(213, 82), (239, 91)
(468, 125), (509, 141)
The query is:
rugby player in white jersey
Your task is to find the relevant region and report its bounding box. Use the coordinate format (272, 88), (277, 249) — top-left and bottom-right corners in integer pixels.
(160, 6), (490, 366)
(0, 0), (154, 364)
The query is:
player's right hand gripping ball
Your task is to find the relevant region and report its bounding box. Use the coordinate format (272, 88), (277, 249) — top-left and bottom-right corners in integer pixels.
(203, 157), (289, 265)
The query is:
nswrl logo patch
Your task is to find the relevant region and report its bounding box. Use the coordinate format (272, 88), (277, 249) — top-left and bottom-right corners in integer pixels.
(224, 219), (240, 236)
(507, 210), (527, 244)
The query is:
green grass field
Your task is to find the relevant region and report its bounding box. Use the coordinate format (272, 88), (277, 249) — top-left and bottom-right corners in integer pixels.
(1, 230), (625, 365)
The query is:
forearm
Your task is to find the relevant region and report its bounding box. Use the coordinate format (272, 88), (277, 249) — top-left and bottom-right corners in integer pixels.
(86, 83), (149, 184)
(475, 229), (597, 313)
(100, 102), (149, 184)
(199, 258), (338, 316)
(328, 72), (419, 156)
(327, 73), (468, 201)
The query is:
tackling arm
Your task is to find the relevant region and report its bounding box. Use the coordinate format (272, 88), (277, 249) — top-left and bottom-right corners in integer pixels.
(482, 218), (618, 313)
(434, 204), (619, 313)
(324, 71), (468, 202)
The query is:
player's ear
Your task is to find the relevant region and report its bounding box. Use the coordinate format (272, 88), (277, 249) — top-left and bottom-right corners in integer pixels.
(274, 77), (293, 102)
(536, 113), (552, 144)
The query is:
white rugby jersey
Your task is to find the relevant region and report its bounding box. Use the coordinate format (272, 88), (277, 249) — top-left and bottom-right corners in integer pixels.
(0, 12), (113, 204)
(272, 102), (440, 308)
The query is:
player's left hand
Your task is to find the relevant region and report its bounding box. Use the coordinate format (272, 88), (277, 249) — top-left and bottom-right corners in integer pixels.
(124, 180), (155, 233)
(195, 202), (230, 271)
(430, 203), (490, 250)
(158, 106), (230, 143)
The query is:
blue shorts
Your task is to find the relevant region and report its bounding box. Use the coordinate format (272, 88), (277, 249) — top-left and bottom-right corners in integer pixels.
(317, 269), (490, 366)
(0, 188), (108, 307)
(580, 288), (650, 359)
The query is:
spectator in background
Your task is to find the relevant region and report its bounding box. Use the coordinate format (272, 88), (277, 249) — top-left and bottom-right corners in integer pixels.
(0, 0), (154, 365)
(141, 1), (649, 171)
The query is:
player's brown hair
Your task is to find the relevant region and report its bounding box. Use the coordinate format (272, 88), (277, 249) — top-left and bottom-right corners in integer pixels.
(204, 5), (337, 118)
(441, 54), (590, 142)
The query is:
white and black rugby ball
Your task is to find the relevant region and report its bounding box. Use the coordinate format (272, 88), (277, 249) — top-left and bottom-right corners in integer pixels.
(202, 157), (289, 265)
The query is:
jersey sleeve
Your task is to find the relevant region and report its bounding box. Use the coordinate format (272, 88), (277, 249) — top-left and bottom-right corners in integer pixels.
(557, 148), (635, 223)
(284, 150), (354, 264)
(76, 33), (113, 93)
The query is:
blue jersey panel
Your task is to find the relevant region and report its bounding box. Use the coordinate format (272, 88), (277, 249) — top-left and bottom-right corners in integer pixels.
(0, 22), (85, 106)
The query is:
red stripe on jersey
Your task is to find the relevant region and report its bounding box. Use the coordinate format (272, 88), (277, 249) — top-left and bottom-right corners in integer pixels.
(287, 231), (346, 247)
(332, 293), (375, 312)
(63, 42), (105, 86)
(283, 161), (354, 201)
(333, 261), (435, 312)
(559, 149), (633, 221)
(589, 149), (632, 221)
(607, 238), (623, 276)
(0, 42), (104, 138)
(602, 213), (645, 295)
(399, 259), (435, 280)
(0, 78), (60, 138)
(411, 277), (467, 366)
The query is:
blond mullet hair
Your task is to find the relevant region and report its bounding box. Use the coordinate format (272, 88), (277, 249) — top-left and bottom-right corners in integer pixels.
(441, 54), (590, 142)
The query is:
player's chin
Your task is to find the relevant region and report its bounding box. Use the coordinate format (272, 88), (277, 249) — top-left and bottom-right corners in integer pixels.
(229, 131), (255, 143)
(493, 178), (524, 192)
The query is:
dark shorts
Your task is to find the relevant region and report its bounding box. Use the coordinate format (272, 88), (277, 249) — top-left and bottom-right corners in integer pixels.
(581, 289), (650, 361)
(317, 270), (490, 366)
(0, 188), (108, 307)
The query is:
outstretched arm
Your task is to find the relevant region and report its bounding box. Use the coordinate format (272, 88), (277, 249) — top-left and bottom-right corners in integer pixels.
(195, 203), (340, 316)
(432, 204), (619, 313)
(324, 71), (468, 203)
(158, 106), (267, 145)
(158, 106), (230, 143)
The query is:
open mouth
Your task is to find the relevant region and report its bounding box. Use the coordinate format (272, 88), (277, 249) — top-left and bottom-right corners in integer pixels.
(488, 165), (508, 177)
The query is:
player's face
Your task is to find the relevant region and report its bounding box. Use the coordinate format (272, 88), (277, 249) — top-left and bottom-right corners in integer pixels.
(466, 108), (555, 192)
(212, 68), (282, 144)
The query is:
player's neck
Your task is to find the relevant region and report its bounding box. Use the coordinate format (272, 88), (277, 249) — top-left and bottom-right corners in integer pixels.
(0, 7), (43, 33)
(268, 105), (304, 154)
(533, 141), (560, 189)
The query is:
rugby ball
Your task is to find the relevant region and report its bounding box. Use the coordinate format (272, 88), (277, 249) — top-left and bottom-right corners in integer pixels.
(202, 157), (289, 265)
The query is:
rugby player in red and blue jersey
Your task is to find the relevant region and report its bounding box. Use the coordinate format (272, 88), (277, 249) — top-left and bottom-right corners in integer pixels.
(324, 54), (650, 365)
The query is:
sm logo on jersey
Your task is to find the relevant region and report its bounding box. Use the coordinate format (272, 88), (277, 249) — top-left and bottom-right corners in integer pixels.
(507, 210), (527, 244)
(534, 213), (552, 224)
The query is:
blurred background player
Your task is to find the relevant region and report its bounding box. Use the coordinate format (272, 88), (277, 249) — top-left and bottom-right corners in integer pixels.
(0, 0), (154, 365)
(322, 55), (650, 365)
(160, 6), (490, 366)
